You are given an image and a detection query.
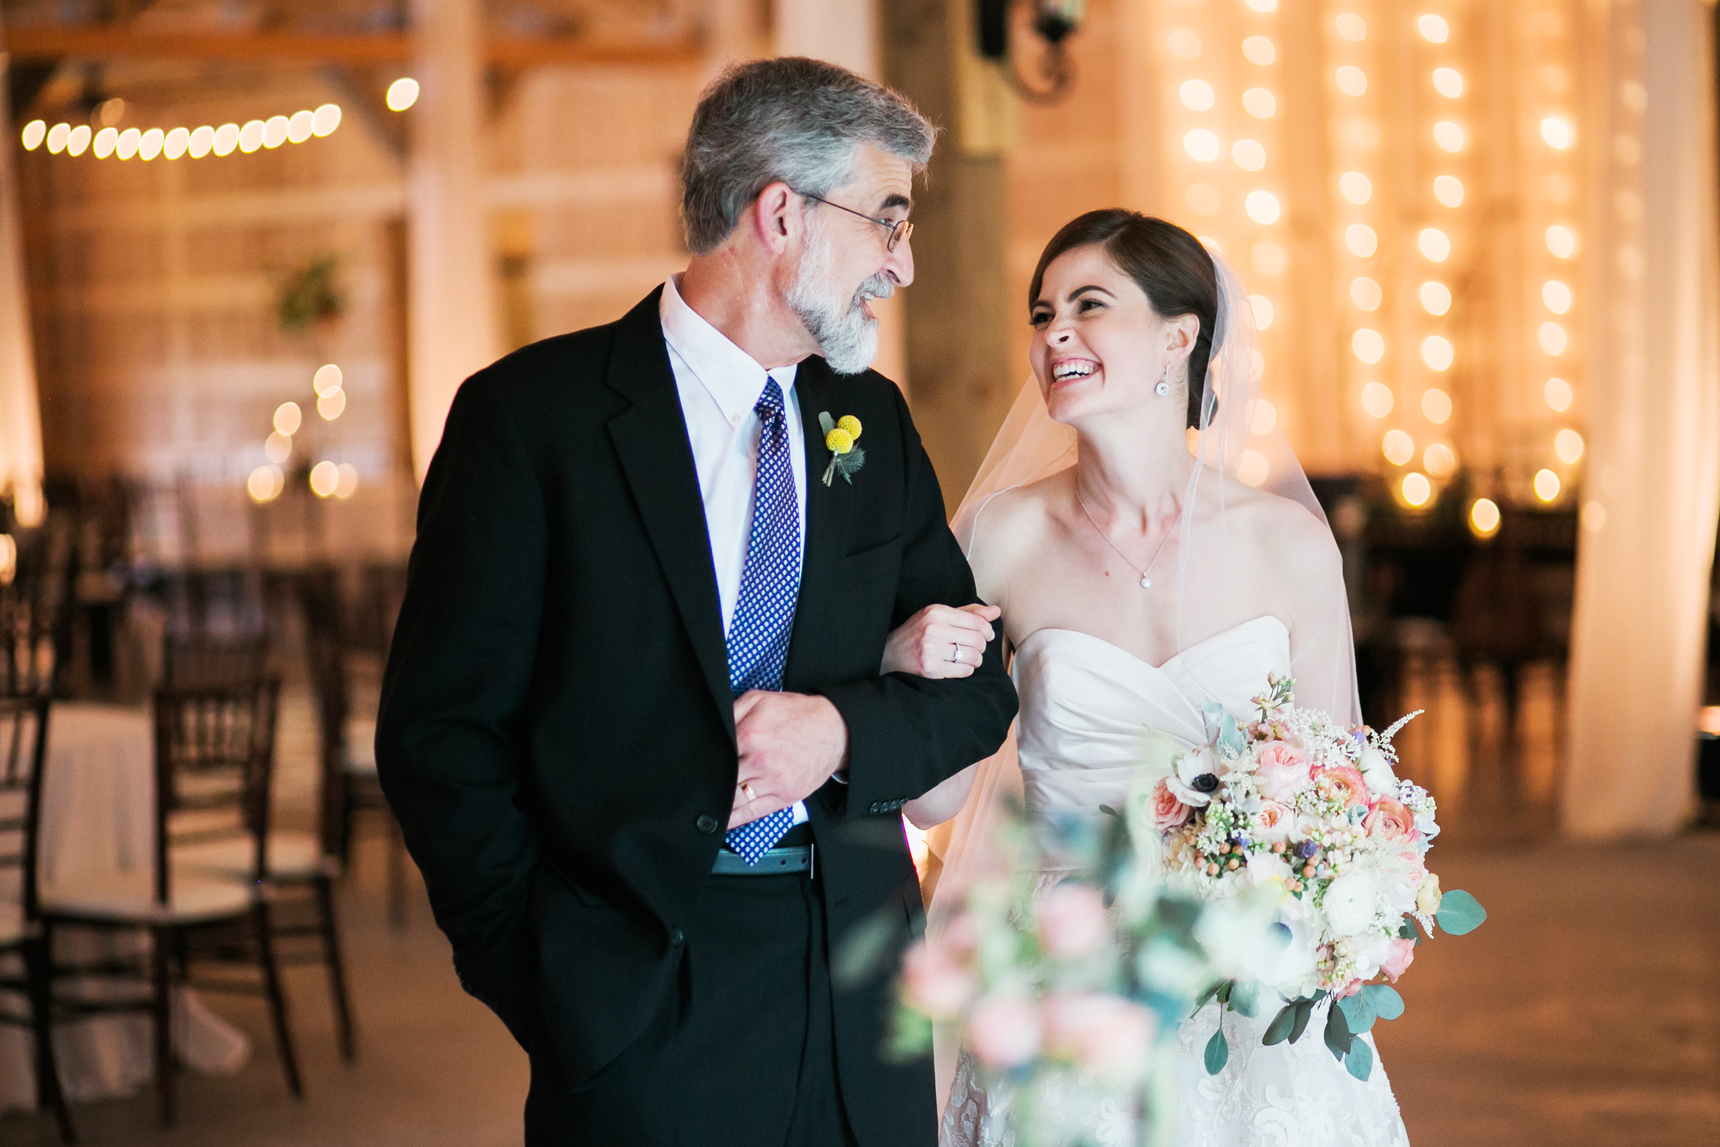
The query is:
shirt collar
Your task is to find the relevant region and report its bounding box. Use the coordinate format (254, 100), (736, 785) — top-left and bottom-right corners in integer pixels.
(660, 275), (799, 421)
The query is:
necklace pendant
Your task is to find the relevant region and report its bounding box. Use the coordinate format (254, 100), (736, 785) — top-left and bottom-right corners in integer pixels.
(1141, 576), (1153, 588)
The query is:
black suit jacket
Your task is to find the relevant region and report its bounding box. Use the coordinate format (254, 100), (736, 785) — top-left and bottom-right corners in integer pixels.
(376, 289), (1016, 1141)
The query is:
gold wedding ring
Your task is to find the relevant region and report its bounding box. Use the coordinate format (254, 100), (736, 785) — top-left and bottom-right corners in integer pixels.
(739, 780), (756, 801)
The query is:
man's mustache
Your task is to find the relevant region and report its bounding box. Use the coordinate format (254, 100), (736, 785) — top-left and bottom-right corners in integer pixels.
(851, 273), (895, 312)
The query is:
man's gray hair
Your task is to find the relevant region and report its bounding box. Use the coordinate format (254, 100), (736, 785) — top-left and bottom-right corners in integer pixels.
(681, 57), (936, 255)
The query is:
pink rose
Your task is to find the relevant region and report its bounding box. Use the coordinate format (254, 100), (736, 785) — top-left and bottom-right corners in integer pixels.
(1333, 977), (1364, 999)
(967, 995), (1042, 1070)
(1254, 799), (1295, 842)
(1041, 992), (1156, 1081)
(1313, 763), (1370, 808)
(900, 940), (975, 1020)
(1379, 936), (1416, 983)
(1152, 777), (1194, 832)
(1255, 742), (1312, 802)
(943, 912), (980, 957)
(1363, 797), (1415, 844)
(1039, 882), (1109, 959)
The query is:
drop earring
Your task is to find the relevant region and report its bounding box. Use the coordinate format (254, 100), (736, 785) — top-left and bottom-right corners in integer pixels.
(1155, 365), (1171, 397)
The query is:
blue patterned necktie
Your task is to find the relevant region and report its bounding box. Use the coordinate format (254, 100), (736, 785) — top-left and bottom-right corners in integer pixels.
(724, 377), (803, 864)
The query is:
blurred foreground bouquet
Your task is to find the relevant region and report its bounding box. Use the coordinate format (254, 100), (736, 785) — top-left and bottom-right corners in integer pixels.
(1156, 673), (1487, 1080)
(888, 777), (1282, 1146)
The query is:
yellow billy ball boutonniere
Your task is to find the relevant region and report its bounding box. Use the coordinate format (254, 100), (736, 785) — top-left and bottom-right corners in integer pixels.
(818, 412), (865, 486)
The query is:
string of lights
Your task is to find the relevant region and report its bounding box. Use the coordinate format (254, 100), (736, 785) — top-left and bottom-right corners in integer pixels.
(1170, 0), (1282, 489)
(20, 104), (342, 159)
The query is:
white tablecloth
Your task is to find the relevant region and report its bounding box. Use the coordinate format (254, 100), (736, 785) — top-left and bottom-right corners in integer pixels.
(0, 702), (250, 1114)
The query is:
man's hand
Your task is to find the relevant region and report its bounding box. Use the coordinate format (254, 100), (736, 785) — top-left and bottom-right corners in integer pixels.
(729, 691), (849, 829)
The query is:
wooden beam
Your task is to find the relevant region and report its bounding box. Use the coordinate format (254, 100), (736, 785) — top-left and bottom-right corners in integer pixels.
(1, 25), (702, 68)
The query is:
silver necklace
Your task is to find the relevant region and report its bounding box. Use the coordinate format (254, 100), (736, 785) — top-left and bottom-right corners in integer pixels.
(1073, 486), (1174, 589)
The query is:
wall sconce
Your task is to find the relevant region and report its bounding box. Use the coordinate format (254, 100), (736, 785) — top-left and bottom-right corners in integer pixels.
(977, 0), (1086, 104)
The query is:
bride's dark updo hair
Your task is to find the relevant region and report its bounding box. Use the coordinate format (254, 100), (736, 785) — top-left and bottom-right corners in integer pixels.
(1028, 209), (1219, 430)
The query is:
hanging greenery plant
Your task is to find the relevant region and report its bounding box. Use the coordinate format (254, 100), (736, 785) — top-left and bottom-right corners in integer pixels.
(275, 254), (346, 334)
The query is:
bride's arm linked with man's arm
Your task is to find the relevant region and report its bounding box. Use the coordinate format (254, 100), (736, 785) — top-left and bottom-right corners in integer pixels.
(888, 600), (1002, 830)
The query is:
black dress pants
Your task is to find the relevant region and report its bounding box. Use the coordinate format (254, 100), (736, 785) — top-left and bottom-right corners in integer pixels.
(525, 832), (859, 1147)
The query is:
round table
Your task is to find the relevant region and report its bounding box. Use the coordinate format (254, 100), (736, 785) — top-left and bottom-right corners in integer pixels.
(0, 701), (250, 1114)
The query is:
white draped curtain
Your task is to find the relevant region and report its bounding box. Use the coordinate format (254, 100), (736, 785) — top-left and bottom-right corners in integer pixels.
(0, 18), (46, 525)
(1562, 0), (1720, 836)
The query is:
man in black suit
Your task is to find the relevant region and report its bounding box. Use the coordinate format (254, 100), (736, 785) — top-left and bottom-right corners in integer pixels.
(376, 58), (1016, 1146)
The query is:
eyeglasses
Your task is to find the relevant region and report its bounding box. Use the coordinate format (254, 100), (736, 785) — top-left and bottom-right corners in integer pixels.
(798, 193), (914, 252)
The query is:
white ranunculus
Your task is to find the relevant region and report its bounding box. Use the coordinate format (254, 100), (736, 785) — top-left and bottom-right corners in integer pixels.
(1352, 930), (1397, 983)
(1414, 809), (1440, 840)
(1322, 870), (1385, 935)
(1357, 746), (1399, 798)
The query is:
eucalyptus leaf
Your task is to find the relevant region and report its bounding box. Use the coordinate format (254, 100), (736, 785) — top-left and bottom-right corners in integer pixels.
(1338, 990), (1376, 1035)
(1361, 983), (1405, 1022)
(1204, 1027), (1229, 1075)
(1435, 889), (1488, 935)
(1230, 980), (1260, 1018)
(1344, 1036), (1375, 1081)
(1263, 1003), (1297, 1045)
(1397, 917), (1417, 940)
(832, 907), (902, 988)
(1288, 998), (1314, 1044)
(1322, 997), (1354, 1060)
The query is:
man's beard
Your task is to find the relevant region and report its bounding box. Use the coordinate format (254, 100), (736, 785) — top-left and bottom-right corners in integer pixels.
(786, 224), (893, 375)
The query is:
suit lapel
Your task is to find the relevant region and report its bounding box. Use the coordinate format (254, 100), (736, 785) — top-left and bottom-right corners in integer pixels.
(785, 357), (851, 685)
(604, 289), (735, 738)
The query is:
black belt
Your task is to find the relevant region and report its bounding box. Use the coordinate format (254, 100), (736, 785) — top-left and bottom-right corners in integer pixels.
(712, 844), (814, 877)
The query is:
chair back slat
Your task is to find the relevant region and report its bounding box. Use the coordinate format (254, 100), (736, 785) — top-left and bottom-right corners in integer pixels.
(0, 696), (52, 928)
(152, 678), (279, 903)
(162, 635), (269, 690)
(301, 576), (349, 861)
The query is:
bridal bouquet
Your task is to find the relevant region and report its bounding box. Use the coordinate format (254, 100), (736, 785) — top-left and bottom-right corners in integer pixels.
(886, 781), (1282, 1146)
(1153, 674), (1486, 1081)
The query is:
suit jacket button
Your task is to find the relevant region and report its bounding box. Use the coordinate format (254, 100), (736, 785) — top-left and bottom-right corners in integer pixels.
(696, 815), (719, 834)
(670, 928), (685, 946)
(868, 802), (879, 814)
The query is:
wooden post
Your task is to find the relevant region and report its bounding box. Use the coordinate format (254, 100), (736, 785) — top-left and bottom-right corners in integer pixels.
(406, 0), (499, 483)
(883, 0), (1017, 518)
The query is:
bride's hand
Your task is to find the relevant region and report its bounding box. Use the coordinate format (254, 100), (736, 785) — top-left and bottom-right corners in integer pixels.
(882, 603), (1002, 678)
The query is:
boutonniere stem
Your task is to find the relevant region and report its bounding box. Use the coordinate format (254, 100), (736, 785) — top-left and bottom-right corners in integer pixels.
(818, 411), (866, 486)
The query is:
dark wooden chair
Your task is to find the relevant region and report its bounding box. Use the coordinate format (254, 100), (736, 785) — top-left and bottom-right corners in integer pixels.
(0, 696), (75, 1140)
(177, 624), (358, 1060)
(0, 565), (67, 699)
(302, 575), (408, 928)
(41, 679), (301, 1125)
(161, 634), (269, 690)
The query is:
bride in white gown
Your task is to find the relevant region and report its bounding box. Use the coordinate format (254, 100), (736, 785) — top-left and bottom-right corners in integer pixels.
(884, 210), (1411, 1146)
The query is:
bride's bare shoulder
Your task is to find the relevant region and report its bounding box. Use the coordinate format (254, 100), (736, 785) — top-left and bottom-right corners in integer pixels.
(964, 471), (1071, 584)
(1216, 476), (1341, 576)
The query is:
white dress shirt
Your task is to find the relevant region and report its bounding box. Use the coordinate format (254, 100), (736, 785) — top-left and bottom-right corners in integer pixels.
(660, 276), (811, 826)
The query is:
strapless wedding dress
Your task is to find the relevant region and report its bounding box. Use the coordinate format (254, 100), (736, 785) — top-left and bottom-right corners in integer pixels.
(940, 618), (1411, 1147)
